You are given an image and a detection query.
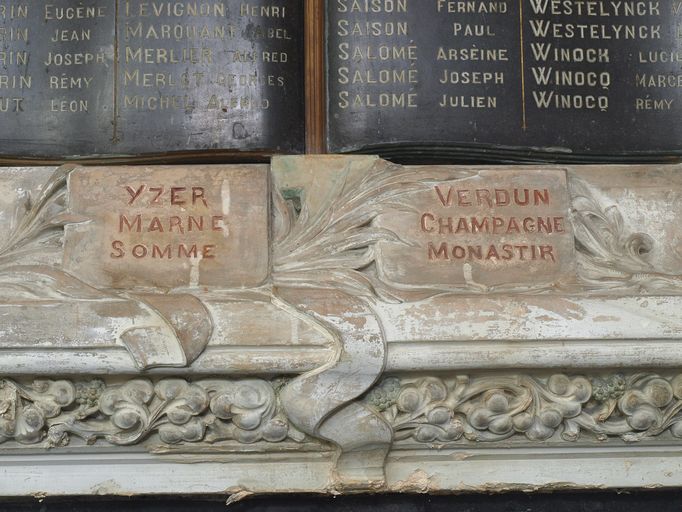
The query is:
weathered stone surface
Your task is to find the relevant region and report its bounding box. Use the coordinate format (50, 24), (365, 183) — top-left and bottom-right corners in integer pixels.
(64, 165), (269, 289)
(0, 157), (681, 496)
(375, 168), (575, 290)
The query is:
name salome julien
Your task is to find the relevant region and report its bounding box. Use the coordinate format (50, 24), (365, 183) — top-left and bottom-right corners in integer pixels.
(420, 186), (567, 263)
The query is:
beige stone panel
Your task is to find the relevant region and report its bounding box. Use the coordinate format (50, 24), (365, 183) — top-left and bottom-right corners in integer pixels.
(64, 165), (269, 289)
(375, 167), (575, 289)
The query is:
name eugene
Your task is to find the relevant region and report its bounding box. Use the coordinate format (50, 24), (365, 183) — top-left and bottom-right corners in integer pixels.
(109, 184), (225, 260)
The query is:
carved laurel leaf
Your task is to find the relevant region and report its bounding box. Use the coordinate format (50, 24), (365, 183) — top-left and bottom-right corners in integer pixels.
(272, 160), (477, 300)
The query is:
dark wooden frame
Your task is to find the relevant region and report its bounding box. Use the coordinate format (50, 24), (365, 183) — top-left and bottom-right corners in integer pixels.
(305, 0), (326, 154)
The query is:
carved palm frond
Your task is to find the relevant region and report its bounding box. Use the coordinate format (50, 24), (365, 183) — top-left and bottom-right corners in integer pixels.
(0, 165), (75, 267)
(272, 160), (474, 300)
(568, 176), (682, 292)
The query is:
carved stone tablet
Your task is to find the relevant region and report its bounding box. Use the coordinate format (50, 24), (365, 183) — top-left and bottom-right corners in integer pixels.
(326, 1), (682, 161)
(63, 165), (269, 289)
(3, 158), (682, 497)
(375, 168), (575, 289)
(0, 0), (303, 159)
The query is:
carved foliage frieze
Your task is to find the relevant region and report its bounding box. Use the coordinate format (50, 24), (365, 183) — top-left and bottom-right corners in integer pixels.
(365, 373), (682, 445)
(0, 378), (303, 448)
(4, 373), (682, 449)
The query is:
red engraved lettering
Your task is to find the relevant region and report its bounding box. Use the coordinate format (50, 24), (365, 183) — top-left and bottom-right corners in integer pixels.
(132, 244), (148, 258)
(495, 189), (510, 206)
(507, 217), (520, 234)
(534, 189), (550, 205)
(148, 217), (164, 232)
(428, 242), (449, 260)
(421, 213), (435, 232)
(119, 214), (141, 233)
(178, 244), (198, 258)
(438, 216), (454, 234)
(468, 245), (483, 259)
(125, 185), (145, 205)
(211, 216), (224, 231)
(537, 217), (552, 233)
(434, 186), (454, 207)
(475, 189), (493, 207)
(457, 190), (472, 207)
(492, 217), (504, 233)
(169, 216), (184, 233)
(514, 189), (530, 206)
(452, 246), (466, 259)
(471, 217), (489, 233)
(149, 186), (164, 205)
(192, 187), (208, 207)
(202, 245), (216, 258)
(170, 187), (187, 205)
(152, 244), (172, 259)
(540, 245), (556, 262)
(553, 217), (565, 233)
(486, 245), (499, 260)
(110, 240), (125, 258)
(455, 217), (469, 234)
(188, 216), (204, 231)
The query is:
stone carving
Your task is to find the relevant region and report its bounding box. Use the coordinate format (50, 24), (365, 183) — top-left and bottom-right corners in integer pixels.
(272, 164), (411, 486)
(366, 373), (682, 444)
(4, 372), (682, 452)
(276, 290), (392, 488)
(569, 176), (682, 293)
(272, 157), (682, 298)
(0, 165), (71, 269)
(0, 378), (300, 447)
(271, 159), (427, 301)
(1, 159), (682, 494)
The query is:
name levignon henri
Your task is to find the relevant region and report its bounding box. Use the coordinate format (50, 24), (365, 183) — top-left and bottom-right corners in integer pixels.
(421, 185), (567, 263)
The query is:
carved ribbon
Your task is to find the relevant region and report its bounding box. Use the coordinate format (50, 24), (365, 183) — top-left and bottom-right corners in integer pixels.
(276, 289), (393, 488)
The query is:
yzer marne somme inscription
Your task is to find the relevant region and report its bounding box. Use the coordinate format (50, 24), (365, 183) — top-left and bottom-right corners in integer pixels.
(64, 165), (269, 289)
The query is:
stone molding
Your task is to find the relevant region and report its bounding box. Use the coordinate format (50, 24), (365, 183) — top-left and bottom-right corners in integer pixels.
(0, 157), (681, 493)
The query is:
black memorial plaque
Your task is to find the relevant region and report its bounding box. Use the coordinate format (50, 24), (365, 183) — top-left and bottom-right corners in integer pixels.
(0, 0), (303, 159)
(326, 0), (682, 162)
